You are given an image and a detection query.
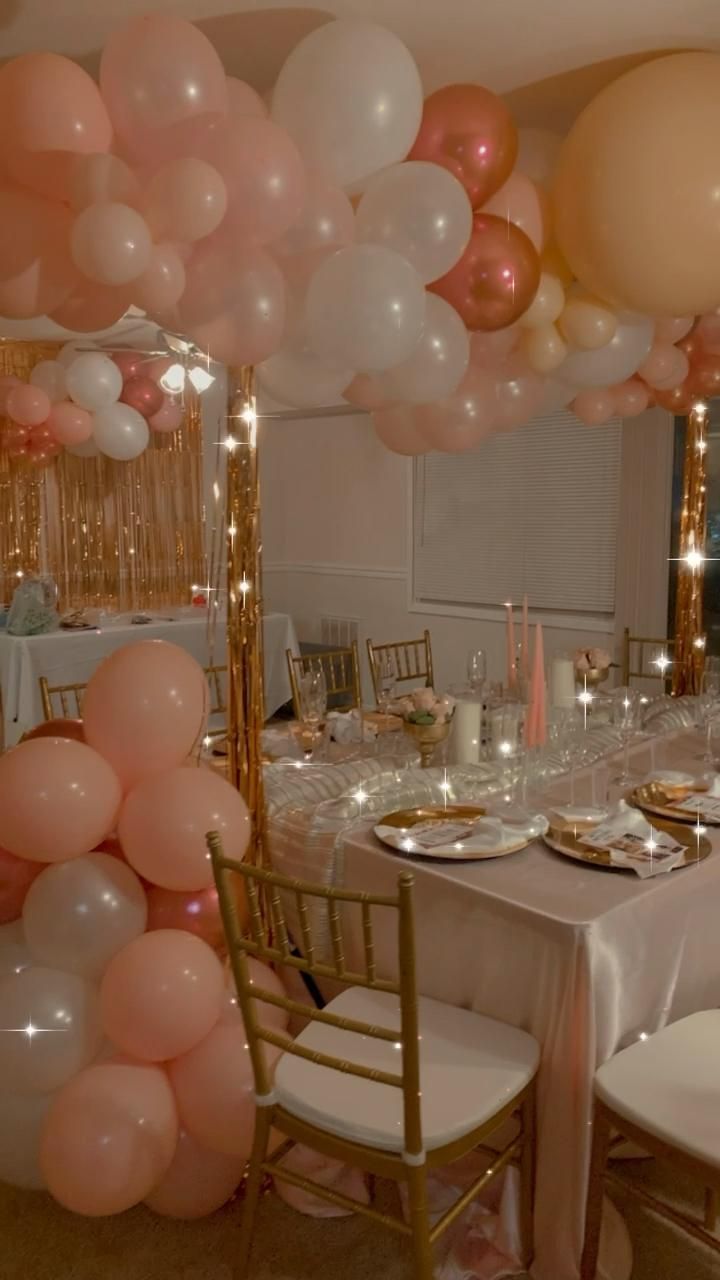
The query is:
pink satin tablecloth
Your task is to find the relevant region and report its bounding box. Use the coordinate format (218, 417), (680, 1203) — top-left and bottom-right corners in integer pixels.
(335, 731), (720, 1279)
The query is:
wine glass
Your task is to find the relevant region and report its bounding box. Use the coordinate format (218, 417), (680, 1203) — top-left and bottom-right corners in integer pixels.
(376, 653), (396, 713)
(609, 687), (643, 788)
(699, 668), (720, 763)
(467, 649), (487, 695)
(297, 667), (327, 761)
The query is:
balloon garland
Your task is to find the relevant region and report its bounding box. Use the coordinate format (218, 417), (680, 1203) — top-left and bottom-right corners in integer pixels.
(0, 20), (719, 458)
(0, 346), (183, 466)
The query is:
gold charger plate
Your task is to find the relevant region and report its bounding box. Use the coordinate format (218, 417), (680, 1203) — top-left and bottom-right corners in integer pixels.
(543, 818), (711, 870)
(374, 804), (536, 861)
(630, 781), (719, 826)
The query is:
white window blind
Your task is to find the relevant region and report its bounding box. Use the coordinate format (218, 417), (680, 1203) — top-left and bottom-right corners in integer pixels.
(413, 411), (622, 617)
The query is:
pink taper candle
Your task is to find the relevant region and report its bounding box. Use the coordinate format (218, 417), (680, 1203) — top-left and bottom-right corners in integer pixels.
(505, 602), (517, 690)
(521, 594), (529, 680)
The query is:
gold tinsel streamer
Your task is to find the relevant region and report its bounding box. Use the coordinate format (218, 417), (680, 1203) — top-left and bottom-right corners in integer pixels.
(225, 366), (267, 868)
(672, 402), (708, 696)
(0, 341), (205, 611)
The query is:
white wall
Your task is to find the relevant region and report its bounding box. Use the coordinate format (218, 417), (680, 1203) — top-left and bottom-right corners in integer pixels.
(259, 405), (675, 701)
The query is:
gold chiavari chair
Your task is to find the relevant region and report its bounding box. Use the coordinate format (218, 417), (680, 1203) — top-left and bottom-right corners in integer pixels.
(39, 676), (86, 721)
(286, 642), (361, 718)
(209, 837), (540, 1280)
(581, 1012), (720, 1278)
(367, 630), (434, 706)
(621, 628), (675, 688)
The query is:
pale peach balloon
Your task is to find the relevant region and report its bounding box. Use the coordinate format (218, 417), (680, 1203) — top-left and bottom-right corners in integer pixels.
(517, 273), (565, 330)
(132, 244), (186, 316)
(40, 1063), (178, 1216)
(82, 640), (208, 792)
(482, 171), (548, 252)
(638, 343), (690, 391)
(226, 76), (267, 120)
(372, 405), (428, 456)
(51, 281), (131, 332)
(0, 53), (112, 163)
(572, 388), (617, 426)
(100, 929), (224, 1061)
(144, 1129), (244, 1218)
(0, 190), (77, 320)
(169, 1021), (280, 1157)
(343, 373), (391, 411)
(522, 323), (567, 374)
(0, 739), (121, 863)
(559, 297), (618, 350)
(654, 316), (695, 346)
(71, 202), (152, 287)
(70, 154), (141, 212)
(144, 158), (228, 243)
(612, 378), (650, 418)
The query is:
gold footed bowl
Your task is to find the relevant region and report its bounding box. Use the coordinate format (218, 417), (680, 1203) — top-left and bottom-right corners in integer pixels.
(402, 718), (452, 768)
(576, 666), (609, 691)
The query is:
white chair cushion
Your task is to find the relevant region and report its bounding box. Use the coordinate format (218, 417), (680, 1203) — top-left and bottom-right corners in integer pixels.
(595, 1010), (720, 1168)
(273, 987), (539, 1154)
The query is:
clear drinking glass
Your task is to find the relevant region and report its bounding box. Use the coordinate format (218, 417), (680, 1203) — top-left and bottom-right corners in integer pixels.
(487, 700), (526, 800)
(547, 706), (583, 802)
(699, 668), (720, 762)
(376, 653), (396, 713)
(610, 687), (643, 788)
(297, 667), (328, 761)
(467, 648), (487, 694)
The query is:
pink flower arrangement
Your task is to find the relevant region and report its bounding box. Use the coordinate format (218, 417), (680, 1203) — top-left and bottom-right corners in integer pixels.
(394, 688), (455, 725)
(573, 647), (611, 672)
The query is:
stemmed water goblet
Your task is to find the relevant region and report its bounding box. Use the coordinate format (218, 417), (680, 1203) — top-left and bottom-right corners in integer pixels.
(297, 667), (328, 761)
(467, 648), (487, 695)
(698, 666), (720, 765)
(609, 687), (643, 789)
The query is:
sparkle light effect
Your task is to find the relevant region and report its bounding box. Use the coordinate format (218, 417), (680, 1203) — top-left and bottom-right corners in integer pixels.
(653, 651), (672, 676)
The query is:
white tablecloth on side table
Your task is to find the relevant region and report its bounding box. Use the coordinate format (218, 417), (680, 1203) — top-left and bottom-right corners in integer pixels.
(0, 611), (299, 746)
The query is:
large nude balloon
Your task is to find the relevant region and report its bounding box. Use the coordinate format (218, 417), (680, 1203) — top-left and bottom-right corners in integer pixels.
(554, 53), (720, 316)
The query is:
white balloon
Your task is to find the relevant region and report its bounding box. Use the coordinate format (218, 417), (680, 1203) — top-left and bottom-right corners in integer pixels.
(0, 1091), (53, 1189)
(57, 339), (98, 369)
(557, 314), (654, 389)
(273, 179), (355, 259)
(0, 966), (101, 1093)
(66, 352), (123, 411)
(356, 161), (473, 284)
(379, 295), (470, 403)
(0, 920), (33, 983)
(257, 347), (354, 409)
(29, 360), (67, 403)
(92, 402), (149, 461)
(272, 20), (423, 189)
(306, 244), (426, 372)
(23, 854), (148, 981)
(516, 129), (562, 187)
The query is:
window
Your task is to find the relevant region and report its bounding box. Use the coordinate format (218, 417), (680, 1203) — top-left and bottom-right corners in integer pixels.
(412, 410), (622, 619)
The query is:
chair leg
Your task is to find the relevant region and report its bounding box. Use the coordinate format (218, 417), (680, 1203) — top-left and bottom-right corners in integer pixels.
(704, 1187), (719, 1232)
(580, 1103), (614, 1280)
(406, 1161), (435, 1280)
(518, 1084), (537, 1270)
(236, 1107), (272, 1279)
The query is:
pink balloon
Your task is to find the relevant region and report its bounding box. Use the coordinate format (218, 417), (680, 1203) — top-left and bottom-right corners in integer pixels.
(144, 1128), (244, 1219)
(71, 202), (152, 287)
(0, 54), (112, 163)
(223, 958), (290, 1034)
(50, 281), (131, 332)
(149, 396), (184, 434)
(0, 188), (76, 319)
(637, 343), (690, 391)
(118, 766), (250, 891)
(100, 15), (228, 160)
(572, 388), (617, 426)
(132, 244), (187, 317)
(204, 118), (307, 246)
(82, 640), (208, 792)
(481, 171), (548, 252)
(612, 378), (650, 418)
(1, 422), (30, 450)
(0, 374), (21, 414)
(6, 384), (50, 427)
(46, 402), (93, 446)
(111, 350), (145, 381)
(697, 313), (720, 356)
(40, 1063), (178, 1216)
(169, 1021), (280, 1157)
(493, 356), (546, 430)
(69, 153), (141, 212)
(654, 316), (695, 346)
(373, 405), (428, 456)
(145, 885), (225, 952)
(469, 327), (520, 370)
(273, 177), (355, 258)
(417, 366), (503, 451)
(343, 373), (392, 412)
(184, 248), (286, 366)
(100, 929), (224, 1061)
(226, 76), (267, 121)
(0, 738), (121, 863)
(0, 844), (44, 924)
(144, 158), (228, 243)
(120, 375), (164, 419)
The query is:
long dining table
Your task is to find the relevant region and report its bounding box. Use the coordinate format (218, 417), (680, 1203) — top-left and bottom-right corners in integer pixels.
(267, 723), (720, 1280)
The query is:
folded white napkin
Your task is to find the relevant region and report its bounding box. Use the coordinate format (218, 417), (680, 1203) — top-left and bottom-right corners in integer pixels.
(327, 710), (377, 744)
(579, 801), (687, 878)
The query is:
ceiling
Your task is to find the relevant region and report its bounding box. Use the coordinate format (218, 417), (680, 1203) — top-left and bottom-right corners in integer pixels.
(0, 0), (718, 125)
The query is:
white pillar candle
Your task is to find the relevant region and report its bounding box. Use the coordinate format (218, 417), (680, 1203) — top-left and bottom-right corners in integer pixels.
(450, 696), (483, 764)
(550, 656), (576, 709)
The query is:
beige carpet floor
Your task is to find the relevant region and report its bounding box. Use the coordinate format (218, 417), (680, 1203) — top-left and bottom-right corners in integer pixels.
(1, 1159), (718, 1280)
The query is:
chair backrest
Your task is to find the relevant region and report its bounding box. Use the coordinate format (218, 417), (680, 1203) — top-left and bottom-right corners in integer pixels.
(286, 642), (362, 717)
(621, 628), (675, 688)
(39, 676), (86, 721)
(204, 664), (227, 717)
(208, 836), (423, 1159)
(366, 631), (434, 705)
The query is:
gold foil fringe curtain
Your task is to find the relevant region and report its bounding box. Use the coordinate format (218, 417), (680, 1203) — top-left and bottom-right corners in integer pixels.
(672, 401), (708, 696)
(0, 341), (206, 612)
